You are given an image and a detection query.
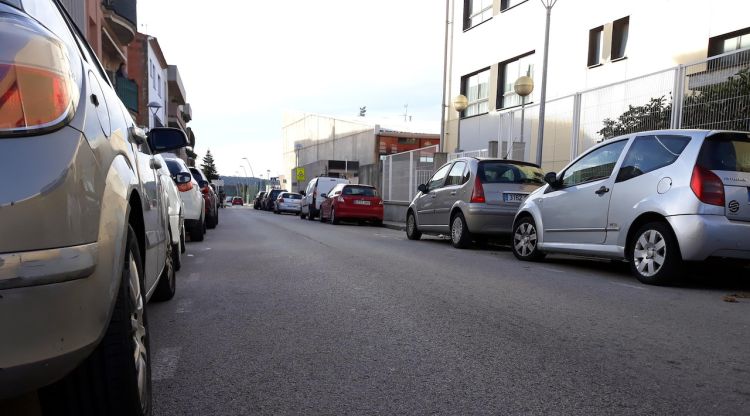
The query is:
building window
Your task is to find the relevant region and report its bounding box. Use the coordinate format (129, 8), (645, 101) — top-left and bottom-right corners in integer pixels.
(500, 0), (527, 11)
(463, 0), (492, 30)
(157, 74), (162, 97)
(708, 27), (750, 57)
(498, 52), (534, 109)
(461, 68), (490, 117)
(588, 26), (604, 67)
(611, 16), (629, 60)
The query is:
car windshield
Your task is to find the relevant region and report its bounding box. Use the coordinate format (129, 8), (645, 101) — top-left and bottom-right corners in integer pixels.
(478, 162), (545, 184)
(342, 186), (377, 196)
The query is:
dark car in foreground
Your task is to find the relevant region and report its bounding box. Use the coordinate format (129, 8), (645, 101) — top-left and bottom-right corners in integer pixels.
(253, 191), (266, 209)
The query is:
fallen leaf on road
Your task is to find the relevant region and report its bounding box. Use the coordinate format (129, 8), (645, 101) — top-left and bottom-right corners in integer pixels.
(723, 295), (738, 303)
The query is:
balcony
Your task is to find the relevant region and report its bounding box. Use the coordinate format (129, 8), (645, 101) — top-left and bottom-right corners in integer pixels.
(102, 0), (137, 45)
(115, 76), (138, 113)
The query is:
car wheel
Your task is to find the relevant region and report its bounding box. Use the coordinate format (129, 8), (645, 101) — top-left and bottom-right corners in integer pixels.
(450, 212), (472, 249)
(172, 240), (181, 272)
(180, 226), (186, 254)
(373, 220), (383, 227)
(406, 211), (421, 240)
(629, 222), (681, 285)
(308, 208), (316, 221)
(206, 210), (217, 229)
(300, 211), (307, 220)
(153, 239), (176, 301)
(190, 217), (204, 242)
(512, 216), (544, 261)
(39, 225), (152, 416)
(331, 207), (339, 225)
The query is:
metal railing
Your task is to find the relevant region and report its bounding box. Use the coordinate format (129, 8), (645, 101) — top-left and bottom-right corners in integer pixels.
(448, 148), (488, 160)
(454, 48), (750, 172)
(115, 76), (138, 113)
(382, 145), (439, 202)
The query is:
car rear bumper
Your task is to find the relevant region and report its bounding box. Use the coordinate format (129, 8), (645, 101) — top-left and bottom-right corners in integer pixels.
(464, 204), (518, 234)
(0, 242), (112, 398)
(668, 214), (750, 261)
(336, 205), (383, 220)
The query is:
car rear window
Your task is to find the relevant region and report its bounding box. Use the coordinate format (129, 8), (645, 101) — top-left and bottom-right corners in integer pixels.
(342, 186), (377, 196)
(478, 162), (544, 184)
(285, 194), (302, 199)
(697, 133), (750, 173)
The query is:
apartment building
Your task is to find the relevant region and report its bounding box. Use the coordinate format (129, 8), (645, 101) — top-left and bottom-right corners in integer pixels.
(443, 0), (750, 170)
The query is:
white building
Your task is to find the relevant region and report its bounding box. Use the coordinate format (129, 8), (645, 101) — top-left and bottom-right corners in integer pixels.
(146, 37), (168, 128)
(443, 0), (750, 170)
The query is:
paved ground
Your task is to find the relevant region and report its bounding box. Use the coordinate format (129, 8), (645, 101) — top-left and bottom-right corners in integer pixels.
(148, 206), (750, 415)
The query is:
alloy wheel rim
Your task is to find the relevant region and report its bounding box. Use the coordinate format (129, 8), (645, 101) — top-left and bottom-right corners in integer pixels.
(633, 229), (666, 277)
(128, 253), (148, 410)
(514, 223), (537, 257)
(452, 217), (463, 243)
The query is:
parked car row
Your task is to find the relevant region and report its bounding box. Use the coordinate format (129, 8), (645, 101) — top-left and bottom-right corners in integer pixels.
(0, 1), (219, 409)
(405, 129), (750, 285)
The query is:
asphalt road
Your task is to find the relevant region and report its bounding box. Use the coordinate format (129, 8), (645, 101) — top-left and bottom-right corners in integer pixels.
(148, 206), (750, 415)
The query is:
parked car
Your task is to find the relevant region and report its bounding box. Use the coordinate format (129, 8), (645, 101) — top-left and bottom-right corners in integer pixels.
(319, 185), (383, 225)
(262, 189), (287, 210)
(406, 158), (545, 248)
(0, 0), (189, 407)
(274, 192), (303, 214)
(232, 196), (244, 206)
(225, 196), (233, 207)
(511, 129), (750, 285)
(253, 191), (266, 209)
(189, 167), (219, 229)
(300, 177), (350, 220)
(156, 155), (186, 271)
(164, 156), (207, 242)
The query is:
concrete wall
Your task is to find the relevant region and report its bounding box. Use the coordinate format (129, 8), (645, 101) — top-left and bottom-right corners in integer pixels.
(383, 201), (409, 224)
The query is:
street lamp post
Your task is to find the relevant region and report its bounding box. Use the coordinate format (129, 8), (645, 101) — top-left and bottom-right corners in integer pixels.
(241, 157), (257, 197)
(452, 94), (468, 153)
(147, 101), (162, 129)
(536, 0), (558, 167)
(240, 165), (249, 204)
(509, 76), (534, 159)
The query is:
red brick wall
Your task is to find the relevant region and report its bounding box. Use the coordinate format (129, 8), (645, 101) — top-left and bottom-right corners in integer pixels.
(127, 34), (149, 127)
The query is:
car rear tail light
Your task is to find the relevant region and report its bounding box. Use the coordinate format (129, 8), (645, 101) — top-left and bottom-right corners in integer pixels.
(0, 16), (77, 135)
(201, 187), (209, 195)
(177, 182), (193, 192)
(691, 165), (725, 206)
(470, 175), (485, 203)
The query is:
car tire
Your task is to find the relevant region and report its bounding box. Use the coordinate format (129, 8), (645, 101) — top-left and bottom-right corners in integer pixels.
(628, 222), (682, 285)
(153, 239), (176, 302)
(190, 217), (204, 242)
(450, 212), (472, 249)
(39, 225), (152, 416)
(331, 207), (339, 225)
(308, 208), (316, 221)
(373, 220), (383, 227)
(206, 210), (217, 229)
(180, 227), (186, 254)
(512, 216), (545, 261)
(406, 211), (421, 240)
(172, 241), (181, 272)
(300, 211), (307, 220)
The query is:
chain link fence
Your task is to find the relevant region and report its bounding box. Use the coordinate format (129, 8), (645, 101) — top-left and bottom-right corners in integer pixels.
(382, 145), (439, 202)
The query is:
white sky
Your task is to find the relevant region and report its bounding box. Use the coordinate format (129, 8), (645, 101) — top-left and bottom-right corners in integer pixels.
(138, 1), (446, 179)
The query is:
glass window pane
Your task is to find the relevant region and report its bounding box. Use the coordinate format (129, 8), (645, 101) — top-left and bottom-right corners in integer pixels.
(723, 37), (737, 53)
(562, 140), (628, 187)
(446, 162), (466, 186)
(740, 34), (750, 49)
(429, 164), (453, 190)
(616, 135), (691, 182)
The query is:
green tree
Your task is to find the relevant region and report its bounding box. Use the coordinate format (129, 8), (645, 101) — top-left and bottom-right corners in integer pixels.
(201, 149), (220, 181)
(599, 67), (750, 140)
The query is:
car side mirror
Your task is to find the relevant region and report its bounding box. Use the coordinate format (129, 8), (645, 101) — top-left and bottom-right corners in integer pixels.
(300, 190), (306, 196)
(417, 184), (428, 194)
(321, 193), (328, 199)
(174, 172), (191, 184)
(544, 172), (560, 187)
(147, 127), (190, 153)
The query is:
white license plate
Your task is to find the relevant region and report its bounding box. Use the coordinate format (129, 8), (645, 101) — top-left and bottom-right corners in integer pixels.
(503, 192), (527, 203)
(354, 200), (371, 205)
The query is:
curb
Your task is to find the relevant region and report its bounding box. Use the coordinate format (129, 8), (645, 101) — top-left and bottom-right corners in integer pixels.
(382, 221), (406, 231)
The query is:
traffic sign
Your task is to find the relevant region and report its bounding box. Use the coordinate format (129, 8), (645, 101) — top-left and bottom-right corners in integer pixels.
(296, 167), (305, 182)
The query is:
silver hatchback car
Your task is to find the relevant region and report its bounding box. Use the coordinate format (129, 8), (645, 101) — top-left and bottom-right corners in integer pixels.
(512, 129), (750, 285)
(406, 158), (545, 248)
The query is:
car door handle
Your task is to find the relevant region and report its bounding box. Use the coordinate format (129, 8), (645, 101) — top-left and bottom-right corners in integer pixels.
(595, 186), (610, 195)
(430, 194), (437, 198)
(450, 191), (457, 196)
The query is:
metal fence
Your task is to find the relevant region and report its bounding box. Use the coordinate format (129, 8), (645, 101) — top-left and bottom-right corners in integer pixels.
(449, 48), (750, 172)
(382, 145), (439, 202)
(448, 148), (488, 161)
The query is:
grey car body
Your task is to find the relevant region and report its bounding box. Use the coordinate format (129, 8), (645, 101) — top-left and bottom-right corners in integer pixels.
(406, 158), (544, 248)
(0, 0), (186, 407)
(512, 129), (750, 284)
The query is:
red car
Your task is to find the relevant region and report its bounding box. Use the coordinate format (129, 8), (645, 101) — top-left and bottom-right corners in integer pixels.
(319, 184), (383, 225)
(232, 197), (244, 206)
